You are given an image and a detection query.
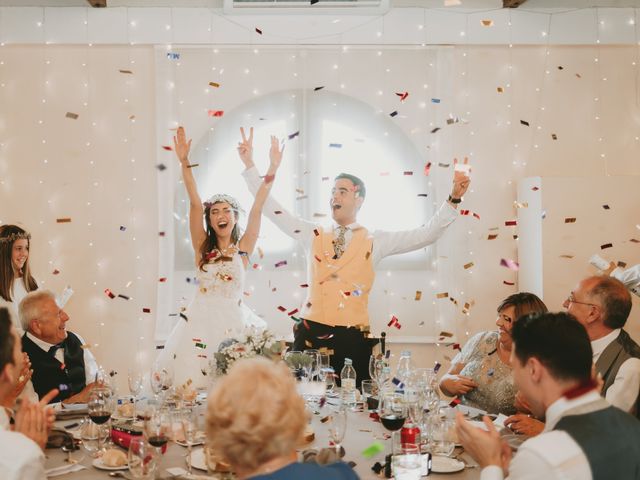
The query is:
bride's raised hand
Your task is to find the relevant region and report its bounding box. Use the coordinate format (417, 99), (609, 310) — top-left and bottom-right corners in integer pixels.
(173, 126), (192, 166)
(237, 127), (254, 169)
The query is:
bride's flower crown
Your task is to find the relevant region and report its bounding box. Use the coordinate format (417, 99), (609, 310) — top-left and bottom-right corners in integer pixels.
(203, 194), (244, 215)
(0, 231), (31, 244)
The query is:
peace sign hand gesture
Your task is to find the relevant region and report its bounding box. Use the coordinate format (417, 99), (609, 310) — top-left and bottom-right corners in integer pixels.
(238, 127), (255, 169)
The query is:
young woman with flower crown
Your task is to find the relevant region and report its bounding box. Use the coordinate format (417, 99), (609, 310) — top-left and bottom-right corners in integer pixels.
(157, 126), (283, 387)
(0, 225), (39, 333)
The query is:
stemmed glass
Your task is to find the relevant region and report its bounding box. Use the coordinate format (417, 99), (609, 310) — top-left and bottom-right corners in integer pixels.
(177, 409), (202, 475)
(303, 349), (321, 381)
(327, 407), (348, 457)
(128, 367), (144, 420)
(144, 408), (172, 452)
(284, 351), (305, 379)
(128, 438), (158, 479)
(87, 386), (115, 453)
(379, 393), (407, 451)
(150, 364), (173, 405)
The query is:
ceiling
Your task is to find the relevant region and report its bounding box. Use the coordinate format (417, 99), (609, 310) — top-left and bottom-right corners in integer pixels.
(2, 0), (640, 8)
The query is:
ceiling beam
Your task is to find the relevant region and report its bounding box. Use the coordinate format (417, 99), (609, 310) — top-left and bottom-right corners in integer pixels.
(86, 0), (107, 7)
(503, 0), (527, 7)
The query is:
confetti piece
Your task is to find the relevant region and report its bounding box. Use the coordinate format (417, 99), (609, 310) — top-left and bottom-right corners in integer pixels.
(438, 162), (450, 168)
(362, 441), (385, 459)
(389, 110), (398, 117)
(503, 280), (515, 286)
(417, 193), (428, 197)
(56, 218), (72, 223)
(532, 186), (540, 191)
(161, 145), (173, 151)
(488, 234), (498, 240)
(288, 308), (299, 316)
(436, 292), (449, 299)
(314, 255), (322, 262)
(208, 110), (224, 117)
(387, 315), (401, 329)
(143, 308), (151, 313)
(560, 255), (574, 259)
(520, 120), (530, 127)
(117, 294), (130, 300)
(505, 220), (517, 226)
(576, 73), (582, 78)
(464, 262), (474, 270)
(439, 331), (453, 338)
(481, 19), (494, 27)
(603, 205), (610, 210)
(52, 269), (60, 275)
(65, 112), (79, 120)
(208, 81), (220, 88)
(415, 291), (422, 301)
(313, 213), (326, 217)
(558, 66), (564, 70)
(500, 258), (520, 270)
(565, 217), (577, 223)
(119, 225), (126, 232)
(159, 277), (167, 282)
(329, 143), (342, 148)
(317, 334), (334, 340)
(104, 289), (115, 299)
(288, 131), (300, 140)
(59, 383), (70, 391)
(365, 251), (371, 260)
(617, 261), (627, 268)
(166, 52), (180, 60)
(275, 260), (287, 268)
(600, 243), (613, 250)
(156, 164), (167, 171)
(497, 86), (504, 93)
(552, 133), (558, 140)
(424, 162), (432, 176)
(277, 306), (287, 312)
(431, 127), (441, 134)
(255, 27), (263, 35)
(180, 313), (188, 322)
(187, 163), (199, 169)
(119, 69), (133, 74)
(313, 86), (324, 91)
(514, 201), (528, 209)
(631, 239), (640, 243)
(395, 91), (409, 102)
(487, 368), (495, 377)
(431, 98), (441, 104)
(452, 343), (461, 351)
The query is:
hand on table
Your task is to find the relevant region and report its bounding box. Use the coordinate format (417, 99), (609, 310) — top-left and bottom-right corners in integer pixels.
(504, 414), (544, 436)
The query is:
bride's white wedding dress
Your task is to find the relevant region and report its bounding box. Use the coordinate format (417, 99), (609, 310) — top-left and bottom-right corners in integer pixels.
(156, 250), (265, 389)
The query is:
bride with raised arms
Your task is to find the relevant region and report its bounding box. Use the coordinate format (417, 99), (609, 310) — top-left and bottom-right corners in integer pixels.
(157, 126), (283, 388)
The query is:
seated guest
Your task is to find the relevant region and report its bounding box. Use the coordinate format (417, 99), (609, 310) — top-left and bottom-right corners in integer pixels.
(206, 357), (359, 480)
(1, 307), (58, 480)
(19, 290), (99, 404)
(564, 276), (640, 415)
(456, 312), (640, 480)
(439, 292), (548, 414)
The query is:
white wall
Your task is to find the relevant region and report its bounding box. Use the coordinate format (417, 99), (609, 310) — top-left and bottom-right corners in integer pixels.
(2, 42), (640, 389)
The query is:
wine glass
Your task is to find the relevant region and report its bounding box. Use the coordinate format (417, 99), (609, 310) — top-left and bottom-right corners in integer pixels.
(87, 386), (115, 453)
(379, 392), (407, 452)
(284, 351), (304, 379)
(320, 366), (336, 395)
(80, 419), (103, 458)
(327, 407), (348, 456)
(304, 349), (321, 381)
(128, 438), (158, 479)
(144, 408), (172, 453)
(128, 367), (144, 420)
(177, 408), (202, 475)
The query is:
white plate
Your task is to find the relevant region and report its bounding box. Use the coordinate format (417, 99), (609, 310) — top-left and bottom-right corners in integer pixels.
(92, 458), (128, 471)
(431, 456), (465, 473)
(189, 448), (207, 471)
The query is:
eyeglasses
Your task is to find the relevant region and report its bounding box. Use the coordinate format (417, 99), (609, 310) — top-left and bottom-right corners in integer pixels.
(566, 294), (600, 308)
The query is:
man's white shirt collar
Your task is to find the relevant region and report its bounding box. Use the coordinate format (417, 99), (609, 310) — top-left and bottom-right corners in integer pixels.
(591, 328), (621, 361)
(544, 390), (603, 431)
(25, 331), (57, 353)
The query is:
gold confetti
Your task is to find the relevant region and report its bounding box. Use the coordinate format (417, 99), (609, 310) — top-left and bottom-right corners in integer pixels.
(65, 112), (79, 120)
(439, 331), (453, 337)
(208, 82), (220, 88)
(119, 69), (133, 74)
(565, 217), (577, 223)
(436, 292), (449, 299)
(514, 201), (528, 209)
(560, 255), (574, 259)
(56, 218), (72, 223)
(488, 234), (498, 240)
(414, 291), (422, 301)
(464, 262), (474, 269)
(481, 19), (494, 27)
(497, 86), (504, 93)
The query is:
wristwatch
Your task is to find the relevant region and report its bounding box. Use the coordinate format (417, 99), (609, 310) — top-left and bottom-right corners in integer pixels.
(448, 195), (462, 204)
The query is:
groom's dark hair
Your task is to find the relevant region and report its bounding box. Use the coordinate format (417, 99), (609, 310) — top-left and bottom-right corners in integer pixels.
(335, 173), (366, 199)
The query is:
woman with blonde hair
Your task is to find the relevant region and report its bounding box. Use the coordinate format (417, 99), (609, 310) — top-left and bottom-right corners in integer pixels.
(0, 225), (38, 333)
(439, 292), (548, 415)
(206, 357), (359, 479)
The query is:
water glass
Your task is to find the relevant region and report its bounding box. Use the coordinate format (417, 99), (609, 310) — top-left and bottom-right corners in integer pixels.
(320, 367), (336, 394)
(128, 438), (158, 479)
(430, 417), (456, 457)
(361, 379), (378, 410)
(392, 443), (422, 480)
(80, 420), (102, 458)
(327, 407), (348, 456)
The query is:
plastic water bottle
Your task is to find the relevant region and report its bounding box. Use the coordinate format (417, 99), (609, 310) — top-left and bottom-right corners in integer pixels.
(340, 358), (357, 408)
(396, 350), (413, 391)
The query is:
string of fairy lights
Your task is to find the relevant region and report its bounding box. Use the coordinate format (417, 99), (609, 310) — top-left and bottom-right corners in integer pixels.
(0, 6), (638, 377)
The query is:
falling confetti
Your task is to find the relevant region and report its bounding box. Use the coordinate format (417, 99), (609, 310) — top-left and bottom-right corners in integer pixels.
(564, 218), (577, 223)
(389, 111), (398, 117)
(65, 112), (79, 120)
(208, 81), (220, 88)
(255, 27), (263, 35)
(436, 292), (449, 299)
(520, 120), (530, 126)
(500, 258), (520, 270)
(288, 131), (300, 140)
(600, 243), (613, 250)
(362, 441), (385, 459)
(415, 291), (422, 301)
(464, 262), (474, 270)
(481, 19), (494, 27)
(208, 110), (224, 117)
(56, 218), (72, 223)
(329, 143), (343, 148)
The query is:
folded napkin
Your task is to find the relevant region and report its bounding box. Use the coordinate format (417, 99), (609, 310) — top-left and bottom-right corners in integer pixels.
(46, 463), (86, 477)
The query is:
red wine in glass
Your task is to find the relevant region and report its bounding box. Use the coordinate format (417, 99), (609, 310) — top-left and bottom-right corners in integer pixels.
(148, 435), (169, 448)
(89, 411), (112, 425)
(380, 414), (406, 432)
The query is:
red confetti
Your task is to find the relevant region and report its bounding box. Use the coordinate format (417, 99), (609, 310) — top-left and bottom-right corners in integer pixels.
(500, 258), (520, 271)
(314, 255), (322, 262)
(143, 308), (151, 313)
(52, 269), (60, 275)
(449, 397), (461, 407)
(159, 277), (167, 282)
(503, 280), (515, 286)
(104, 288), (116, 299)
(395, 91), (409, 102)
(601, 243), (613, 249)
(161, 145), (173, 151)
(300, 284), (309, 288)
(287, 308), (299, 316)
(255, 27), (263, 35)
(313, 229), (320, 236)
(472, 212), (481, 220)
(208, 110), (224, 117)
(277, 306), (287, 312)
(275, 260), (287, 268)
(303, 320), (310, 330)
(505, 220), (518, 226)
(453, 343), (461, 351)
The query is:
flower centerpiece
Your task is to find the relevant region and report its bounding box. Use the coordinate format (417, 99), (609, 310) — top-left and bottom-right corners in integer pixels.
(213, 327), (284, 376)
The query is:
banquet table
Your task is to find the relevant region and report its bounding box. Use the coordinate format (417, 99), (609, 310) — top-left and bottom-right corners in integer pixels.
(45, 403), (483, 480)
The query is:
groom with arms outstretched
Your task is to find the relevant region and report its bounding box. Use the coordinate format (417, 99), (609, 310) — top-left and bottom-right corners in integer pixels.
(239, 127), (470, 384)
